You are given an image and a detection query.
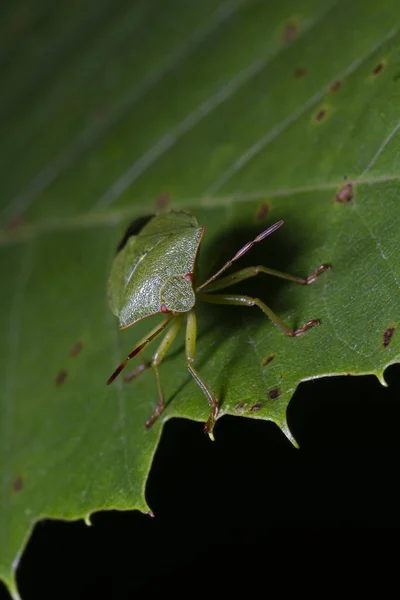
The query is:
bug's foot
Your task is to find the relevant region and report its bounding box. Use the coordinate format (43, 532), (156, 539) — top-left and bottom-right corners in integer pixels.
(292, 318), (321, 337)
(204, 419), (216, 441)
(204, 404), (218, 441)
(123, 362), (150, 383)
(306, 263), (331, 284)
(145, 404), (165, 429)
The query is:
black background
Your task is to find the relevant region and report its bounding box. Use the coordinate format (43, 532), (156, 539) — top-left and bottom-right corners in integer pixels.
(1, 367), (399, 599)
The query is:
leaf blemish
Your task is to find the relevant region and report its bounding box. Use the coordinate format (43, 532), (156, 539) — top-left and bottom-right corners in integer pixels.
(372, 61), (385, 76)
(56, 369), (68, 386)
(13, 476), (23, 492)
(383, 326), (395, 348)
(294, 67), (307, 79)
(268, 388), (280, 400)
(330, 80), (341, 92)
(250, 402), (263, 412)
(262, 353), (276, 367)
(156, 192), (170, 210)
(95, 107), (108, 120)
(335, 182), (353, 203)
(256, 202), (269, 221)
(69, 341), (83, 357)
(6, 212), (25, 232)
(235, 401), (248, 411)
(315, 108), (327, 122)
(283, 22), (298, 44)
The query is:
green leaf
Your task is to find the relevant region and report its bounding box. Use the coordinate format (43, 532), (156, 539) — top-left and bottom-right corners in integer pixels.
(1, 0), (400, 595)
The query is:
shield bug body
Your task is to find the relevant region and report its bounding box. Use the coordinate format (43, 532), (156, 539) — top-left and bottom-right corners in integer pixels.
(107, 210), (329, 439)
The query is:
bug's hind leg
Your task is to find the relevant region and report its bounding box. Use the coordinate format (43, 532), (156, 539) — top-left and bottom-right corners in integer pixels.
(185, 309), (218, 440)
(145, 315), (184, 429)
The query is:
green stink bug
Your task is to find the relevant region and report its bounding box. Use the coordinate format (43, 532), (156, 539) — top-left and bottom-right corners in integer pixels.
(107, 210), (329, 439)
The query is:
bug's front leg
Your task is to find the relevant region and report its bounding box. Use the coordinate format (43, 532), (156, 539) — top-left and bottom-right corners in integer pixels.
(145, 315), (184, 429)
(185, 309), (218, 440)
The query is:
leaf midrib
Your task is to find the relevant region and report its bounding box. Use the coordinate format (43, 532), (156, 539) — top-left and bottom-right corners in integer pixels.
(1, 173), (399, 247)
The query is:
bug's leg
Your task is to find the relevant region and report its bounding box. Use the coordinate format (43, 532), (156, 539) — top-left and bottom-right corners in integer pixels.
(145, 314), (184, 429)
(107, 316), (175, 385)
(185, 309), (218, 440)
(124, 362), (150, 383)
(199, 294), (320, 337)
(202, 264), (330, 293)
(196, 221), (284, 291)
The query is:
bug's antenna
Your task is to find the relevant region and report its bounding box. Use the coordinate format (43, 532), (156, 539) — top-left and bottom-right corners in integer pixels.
(107, 315), (175, 385)
(196, 220), (284, 291)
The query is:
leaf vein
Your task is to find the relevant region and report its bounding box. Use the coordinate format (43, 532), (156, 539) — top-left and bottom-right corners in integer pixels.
(204, 25), (400, 195)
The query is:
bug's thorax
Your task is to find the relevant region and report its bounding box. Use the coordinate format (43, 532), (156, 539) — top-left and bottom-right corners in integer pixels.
(160, 273), (196, 313)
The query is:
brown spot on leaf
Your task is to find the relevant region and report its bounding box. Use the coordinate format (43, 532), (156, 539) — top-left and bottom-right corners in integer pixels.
(8, 6), (31, 35)
(315, 108), (327, 122)
(263, 353), (276, 367)
(294, 67), (307, 79)
(383, 326), (395, 348)
(256, 202), (269, 221)
(13, 476), (23, 492)
(372, 62), (385, 76)
(268, 388), (280, 400)
(283, 22), (298, 44)
(330, 80), (341, 92)
(235, 401), (248, 411)
(156, 192), (170, 210)
(95, 107), (108, 120)
(6, 212), (25, 232)
(69, 341), (83, 357)
(56, 369), (68, 386)
(250, 402), (263, 412)
(335, 183), (353, 203)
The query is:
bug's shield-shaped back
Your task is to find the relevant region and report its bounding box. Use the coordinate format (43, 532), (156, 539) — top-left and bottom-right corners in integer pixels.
(108, 211), (203, 328)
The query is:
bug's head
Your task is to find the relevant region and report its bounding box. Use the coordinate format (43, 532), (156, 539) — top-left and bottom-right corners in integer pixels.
(160, 274), (196, 314)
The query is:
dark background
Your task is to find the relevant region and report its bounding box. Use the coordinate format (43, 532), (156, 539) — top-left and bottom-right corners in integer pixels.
(1, 368), (399, 599)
